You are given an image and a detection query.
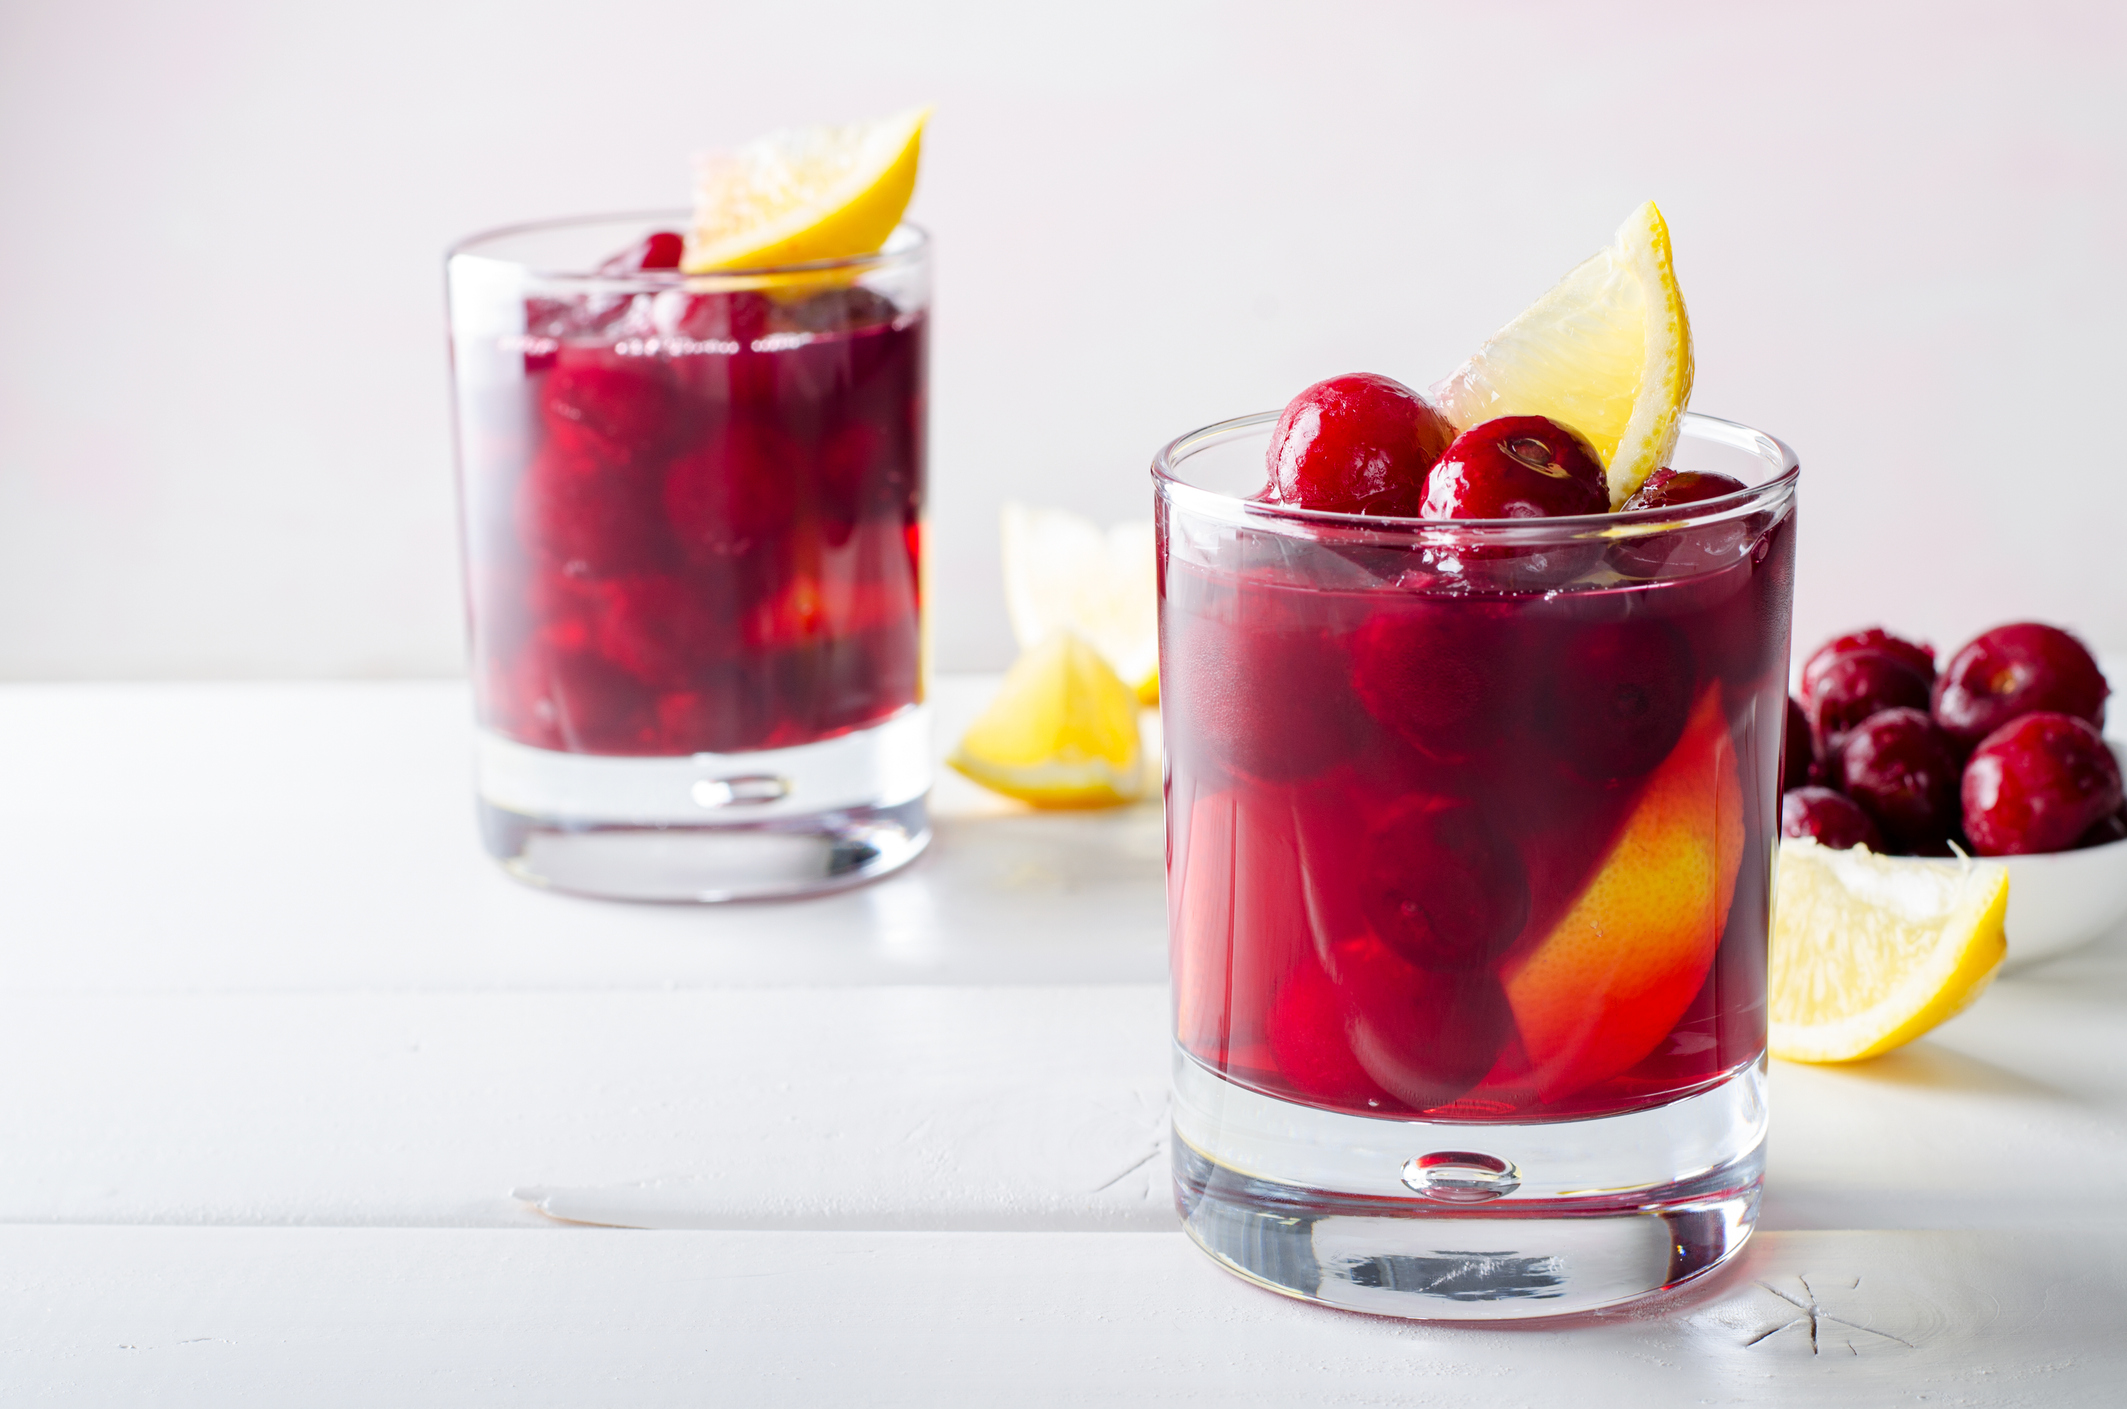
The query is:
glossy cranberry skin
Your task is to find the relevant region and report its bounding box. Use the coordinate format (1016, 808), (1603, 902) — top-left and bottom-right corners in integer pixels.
(1359, 798), (1529, 972)
(1782, 696), (1812, 789)
(1420, 416), (1608, 520)
(599, 230), (686, 273)
(1932, 622), (2111, 748)
(1800, 628), (1935, 707)
(1808, 650), (1933, 768)
(1961, 712), (2125, 856)
(1621, 468), (1748, 510)
(1348, 604), (1516, 762)
(1838, 707), (1963, 849)
(1781, 786), (1885, 852)
(1262, 374), (1455, 515)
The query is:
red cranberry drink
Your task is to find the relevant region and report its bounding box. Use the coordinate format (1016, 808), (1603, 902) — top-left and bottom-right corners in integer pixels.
(466, 243), (925, 758)
(1164, 490), (1792, 1121)
(446, 112), (935, 901)
(1159, 203), (1799, 1320)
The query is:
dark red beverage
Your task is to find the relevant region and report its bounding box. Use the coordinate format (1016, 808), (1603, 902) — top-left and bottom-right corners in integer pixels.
(452, 232), (926, 759)
(1159, 421), (1796, 1123)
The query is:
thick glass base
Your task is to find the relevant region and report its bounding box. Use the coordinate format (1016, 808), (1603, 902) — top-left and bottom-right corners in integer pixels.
(1172, 1050), (1766, 1320)
(472, 707), (931, 902)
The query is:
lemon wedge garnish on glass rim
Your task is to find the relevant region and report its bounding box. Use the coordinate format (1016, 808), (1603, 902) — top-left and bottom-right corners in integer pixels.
(1002, 503), (1160, 705)
(1769, 837), (2010, 1064)
(682, 107), (929, 273)
(947, 631), (1144, 808)
(1433, 200), (1693, 507)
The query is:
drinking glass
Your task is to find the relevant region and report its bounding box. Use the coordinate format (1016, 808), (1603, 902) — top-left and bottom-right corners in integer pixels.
(1156, 411), (1798, 1318)
(446, 215), (930, 900)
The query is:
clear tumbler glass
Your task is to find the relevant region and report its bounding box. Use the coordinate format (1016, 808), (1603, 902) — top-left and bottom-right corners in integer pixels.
(1156, 411), (1798, 1317)
(446, 215), (930, 900)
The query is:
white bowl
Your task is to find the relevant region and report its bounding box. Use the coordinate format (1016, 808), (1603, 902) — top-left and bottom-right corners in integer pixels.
(1994, 738), (2127, 971)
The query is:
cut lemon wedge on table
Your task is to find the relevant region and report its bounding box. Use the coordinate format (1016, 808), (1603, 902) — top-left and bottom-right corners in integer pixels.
(1433, 200), (1693, 507)
(947, 632), (1145, 808)
(683, 107), (929, 272)
(1769, 838), (2010, 1063)
(1002, 503), (1161, 704)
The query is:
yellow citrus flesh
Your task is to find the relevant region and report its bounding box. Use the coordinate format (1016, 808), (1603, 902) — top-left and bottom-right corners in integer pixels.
(947, 631), (1144, 808)
(1433, 200), (1693, 507)
(683, 108), (928, 273)
(1502, 684), (1744, 1101)
(1769, 838), (2009, 1063)
(1001, 503), (1160, 704)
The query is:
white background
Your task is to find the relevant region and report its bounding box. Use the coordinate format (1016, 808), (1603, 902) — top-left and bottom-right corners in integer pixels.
(1, 0), (2121, 679)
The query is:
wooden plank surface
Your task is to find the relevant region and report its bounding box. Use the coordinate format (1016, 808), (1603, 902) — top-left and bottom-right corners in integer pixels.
(3, 1225), (2120, 1406)
(0, 680), (1167, 994)
(2, 978), (2123, 1234)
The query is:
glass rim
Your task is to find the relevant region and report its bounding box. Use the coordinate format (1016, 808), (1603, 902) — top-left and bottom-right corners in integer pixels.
(446, 212), (930, 285)
(1152, 410), (1799, 544)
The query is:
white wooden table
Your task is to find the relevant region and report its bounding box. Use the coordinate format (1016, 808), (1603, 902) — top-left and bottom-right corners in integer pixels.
(4, 678), (2124, 1405)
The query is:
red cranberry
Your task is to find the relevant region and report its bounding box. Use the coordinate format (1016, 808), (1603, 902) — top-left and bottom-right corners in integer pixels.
(1962, 712), (2125, 856)
(1360, 798), (1529, 972)
(1420, 416), (1608, 520)
(539, 348), (678, 467)
(1808, 650), (1933, 768)
(1330, 936), (1511, 1111)
(587, 573), (731, 690)
(1348, 603), (1516, 762)
(1621, 468), (1749, 510)
(662, 425), (803, 567)
(1782, 696), (1812, 789)
(1262, 373), (1455, 515)
(1265, 959), (1396, 1110)
(1932, 622), (2110, 747)
(517, 444), (670, 578)
(599, 230), (686, 274)
(1781, 786), (1885, 851)
(512, 629), (661, 755)
(1800, 628), (1935, 707)
(1838, 707), (1963, 849)
(1539, 619), (1696, 781)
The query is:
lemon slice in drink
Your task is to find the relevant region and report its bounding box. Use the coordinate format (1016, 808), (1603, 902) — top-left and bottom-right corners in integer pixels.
(1433, 200), (1693, 507)
(947, 631), (1145, 808)
(1002, 503), (1160, 705)
(683, 108), (929, 273)
(1769, 838), (2010, 1063)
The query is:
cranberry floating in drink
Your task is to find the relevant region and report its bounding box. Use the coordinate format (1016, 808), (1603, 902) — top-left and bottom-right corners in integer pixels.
(446, 110), (935, 900)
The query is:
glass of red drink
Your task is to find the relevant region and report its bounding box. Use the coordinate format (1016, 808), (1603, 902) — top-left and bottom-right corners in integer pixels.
(446, 215), (930, 900)
(1156, 410), (1798, 1318)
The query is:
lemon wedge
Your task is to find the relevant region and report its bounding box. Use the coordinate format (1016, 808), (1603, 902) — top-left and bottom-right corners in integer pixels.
(1769, 838), (2010, 1063)
(1433, 200), (1693, 507)
(683, 108), (929, 273)
(947, 631), (1144, 808)
(1001, 503), (1160, 704)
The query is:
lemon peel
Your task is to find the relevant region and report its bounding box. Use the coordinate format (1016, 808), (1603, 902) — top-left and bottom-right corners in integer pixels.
(1434, 200), (1693, 507)
(1769, 838), (2009, 1063)
(947, 631), (1144, 808)
(683, 108), (928, 273)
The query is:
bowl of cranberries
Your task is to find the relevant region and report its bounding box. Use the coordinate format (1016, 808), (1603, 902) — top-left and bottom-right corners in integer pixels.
(1781, 622), (2127, 968)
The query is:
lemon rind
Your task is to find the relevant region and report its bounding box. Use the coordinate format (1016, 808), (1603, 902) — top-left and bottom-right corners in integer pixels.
(681, 107), (929, 274)
(1768, 839), (2010, 1064)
